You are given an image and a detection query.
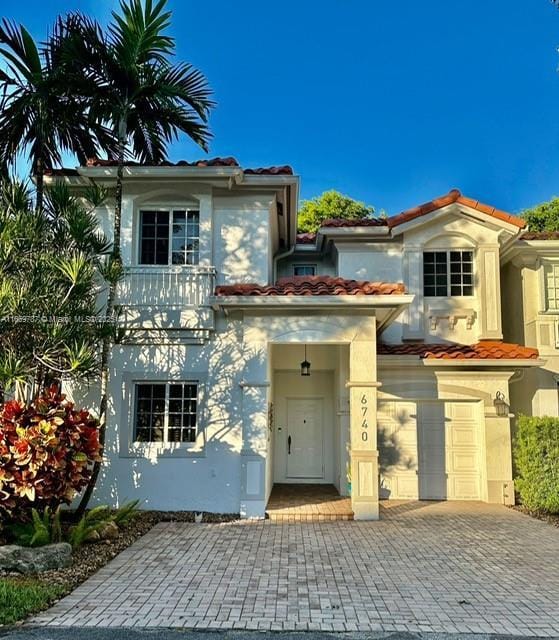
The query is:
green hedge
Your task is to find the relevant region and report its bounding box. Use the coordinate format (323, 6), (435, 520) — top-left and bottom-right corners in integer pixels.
(514, 415), (559, 513)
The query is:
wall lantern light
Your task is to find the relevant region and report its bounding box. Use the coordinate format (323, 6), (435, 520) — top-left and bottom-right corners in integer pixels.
(300, 345), (311, 377)
(494, 391), (508, 417)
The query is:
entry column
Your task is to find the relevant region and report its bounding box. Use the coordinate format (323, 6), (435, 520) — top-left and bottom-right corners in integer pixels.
(347, 322), (380, 520)
(239, 339), (270, 519)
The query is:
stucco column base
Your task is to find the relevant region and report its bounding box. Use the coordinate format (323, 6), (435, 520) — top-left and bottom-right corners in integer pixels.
(350, 449), (380, 520)
(240, 450), (266, 519)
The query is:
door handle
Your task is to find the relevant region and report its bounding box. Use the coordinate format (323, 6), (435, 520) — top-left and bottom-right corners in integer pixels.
(288, 435), (292, 454)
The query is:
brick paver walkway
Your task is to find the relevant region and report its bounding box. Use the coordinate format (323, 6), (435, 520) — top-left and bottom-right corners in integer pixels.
(31, 502), (559, 635)
(266, 484), (353, 521)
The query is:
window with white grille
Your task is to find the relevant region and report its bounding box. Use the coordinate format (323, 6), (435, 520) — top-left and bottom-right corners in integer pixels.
(134, 382), (198, 443)
(545, 263), (559, 310)
(139, 210), (199, 265)
(423, 250), (473, 297)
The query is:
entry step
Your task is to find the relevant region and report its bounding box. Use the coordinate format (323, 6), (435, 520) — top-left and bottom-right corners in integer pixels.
(266, 483), (354, 522)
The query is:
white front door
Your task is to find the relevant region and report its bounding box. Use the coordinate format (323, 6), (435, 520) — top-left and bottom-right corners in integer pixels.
(286, 398), (324, 479)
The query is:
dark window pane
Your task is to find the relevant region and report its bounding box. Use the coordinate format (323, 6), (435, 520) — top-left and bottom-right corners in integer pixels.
(172, 251), (186, 265)
(169, 385), (182, 398)
(152, 385), (166, 398)
(463, 285), (473, 295)
(140, 211), (169, 264)
(424, 253), (435, 264)
(169, 399), (182, 413)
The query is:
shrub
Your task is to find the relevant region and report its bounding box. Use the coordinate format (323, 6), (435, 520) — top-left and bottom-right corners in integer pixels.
(8, 506), (62, 547)
(514, 415), (559, 513)
(0, 385), (101, 518)
(68, 505), (111, 549)
(112, 499), (140, 526)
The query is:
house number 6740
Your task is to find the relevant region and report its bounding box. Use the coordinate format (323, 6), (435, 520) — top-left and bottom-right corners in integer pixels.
(360, 394), (369, 441)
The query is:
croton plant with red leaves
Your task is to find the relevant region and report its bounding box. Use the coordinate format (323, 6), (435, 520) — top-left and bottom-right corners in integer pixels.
(0, 385), (101, 518)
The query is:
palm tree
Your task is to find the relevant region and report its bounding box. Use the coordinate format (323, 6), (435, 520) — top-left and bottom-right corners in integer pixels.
(0, 17), (113, 211)
(68, 0), (215, 513)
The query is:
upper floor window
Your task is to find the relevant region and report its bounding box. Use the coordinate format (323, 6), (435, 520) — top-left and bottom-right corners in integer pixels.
(134, 382), (198, 443)
(423, 250), (473, 297)
(139, 209), (199, 265)
(293, 264), (316, 276)
(544, 263), (559, 310)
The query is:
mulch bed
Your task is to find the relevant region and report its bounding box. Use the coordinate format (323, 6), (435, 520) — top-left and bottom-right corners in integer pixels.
(2, 510), (239, 607)
(512, 505), (559, 528)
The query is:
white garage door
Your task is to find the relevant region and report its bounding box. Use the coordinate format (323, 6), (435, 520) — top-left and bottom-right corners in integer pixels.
(378, 400), (481, 500)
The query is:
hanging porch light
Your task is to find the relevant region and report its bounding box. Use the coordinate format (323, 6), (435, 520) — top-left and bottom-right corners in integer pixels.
(300, 344), (311, 377)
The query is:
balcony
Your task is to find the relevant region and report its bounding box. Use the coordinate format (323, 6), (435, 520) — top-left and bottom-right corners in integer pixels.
(115, 266), (216, 333)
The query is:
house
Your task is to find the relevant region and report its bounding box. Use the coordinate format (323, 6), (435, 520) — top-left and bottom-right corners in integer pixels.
(46, 159), (545, 520)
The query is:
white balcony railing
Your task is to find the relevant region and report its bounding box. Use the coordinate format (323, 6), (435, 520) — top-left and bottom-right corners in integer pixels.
(116, 266), (215, 308)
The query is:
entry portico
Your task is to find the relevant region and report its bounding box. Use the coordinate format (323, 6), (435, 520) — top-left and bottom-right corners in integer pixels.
(212, 277), (414, 520)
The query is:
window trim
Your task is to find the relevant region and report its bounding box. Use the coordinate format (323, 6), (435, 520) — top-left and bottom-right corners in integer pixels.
(137, 205), (200, 267)
(293, 264), (317, 276)
(423, 249), (475, 298)
(119, 372), (207, 458)
(542, 260), (559, 313)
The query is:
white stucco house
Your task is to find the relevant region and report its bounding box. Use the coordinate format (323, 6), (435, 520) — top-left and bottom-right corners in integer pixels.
(45, 157), (556, 520)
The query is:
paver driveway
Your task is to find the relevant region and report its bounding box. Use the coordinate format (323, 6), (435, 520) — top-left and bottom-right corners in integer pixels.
(30, 502), (559, 636)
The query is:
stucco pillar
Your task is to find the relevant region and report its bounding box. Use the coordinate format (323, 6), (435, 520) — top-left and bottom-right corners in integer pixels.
(347, 320), (380, 520)
(239, 340), (270, 519)
(483, 373), (515, 505)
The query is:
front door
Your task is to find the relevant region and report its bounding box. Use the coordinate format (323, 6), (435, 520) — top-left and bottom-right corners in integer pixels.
(286, 398), (324, 478)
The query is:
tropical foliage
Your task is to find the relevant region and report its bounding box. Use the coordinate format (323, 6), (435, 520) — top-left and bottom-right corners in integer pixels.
(8, 506), (63, 547)
(297, 190), (377, 233)
(0, 179), (112, 399)
(514, 415), (559, 513)
(0, 0), (215, 513)
(0, 385), (101, 518)
(0, 16), (114, 211)
(521, 197), (559, 233)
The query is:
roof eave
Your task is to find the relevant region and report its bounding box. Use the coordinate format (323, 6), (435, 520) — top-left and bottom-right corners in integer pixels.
(422, 358), (544, 367)
(210, 293), (414, 309)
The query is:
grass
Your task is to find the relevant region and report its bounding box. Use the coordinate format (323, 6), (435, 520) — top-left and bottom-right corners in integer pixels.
(0, 577), (66, 625)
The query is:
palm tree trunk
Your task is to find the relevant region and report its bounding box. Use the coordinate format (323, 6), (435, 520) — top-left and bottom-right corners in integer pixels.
(35, 156), (44, 213)
(76, 130), (125, 517)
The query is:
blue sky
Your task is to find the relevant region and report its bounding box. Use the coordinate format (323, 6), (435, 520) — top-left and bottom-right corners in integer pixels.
(3, 0), (559, 214)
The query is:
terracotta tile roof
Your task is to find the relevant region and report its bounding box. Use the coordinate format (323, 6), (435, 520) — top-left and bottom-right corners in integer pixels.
(520, 231), (559, 240)
(215, 276), (406, 297)
(45, 157), (294, 176)
(244, 166), (293, 175)
(378, 341), (539, 360)
(387, 189), (525, 229)
(321, 217), (387, 228)
(319, 189), (525, 232)
(296, 232), (317, 244)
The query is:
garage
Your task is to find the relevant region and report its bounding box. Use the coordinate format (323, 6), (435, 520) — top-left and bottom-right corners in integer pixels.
(378, 399), (482, 500)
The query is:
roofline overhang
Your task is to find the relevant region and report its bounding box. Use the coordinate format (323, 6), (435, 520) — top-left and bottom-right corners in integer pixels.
(501, 239), (559, 264)
(210, 293), (414, 310)
(318, 226), (390, 238)
(378, 354), (543, 368)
